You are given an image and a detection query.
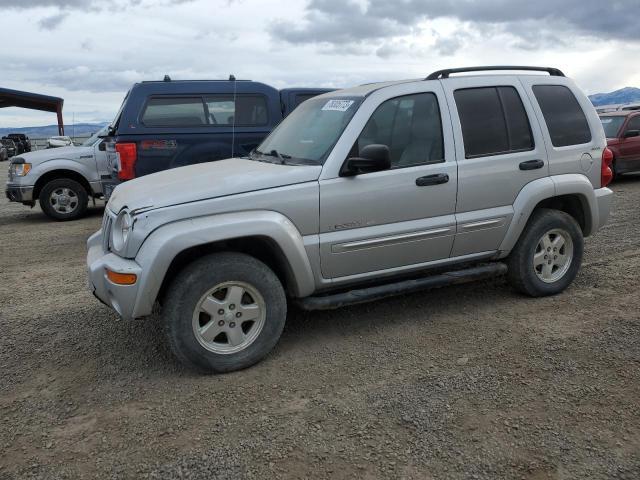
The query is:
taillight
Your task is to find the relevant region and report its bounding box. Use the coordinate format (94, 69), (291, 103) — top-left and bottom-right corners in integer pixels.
(115, 142), (137, 180)
(601, 147), (614, 188)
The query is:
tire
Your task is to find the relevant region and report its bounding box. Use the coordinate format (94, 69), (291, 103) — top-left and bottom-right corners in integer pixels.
(39, 178), (89, 221)
(507, 208), (584, 297)
(163, 252), (287, 373)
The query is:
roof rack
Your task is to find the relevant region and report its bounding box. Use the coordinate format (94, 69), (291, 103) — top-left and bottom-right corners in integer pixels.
(426, 66), (565, 80)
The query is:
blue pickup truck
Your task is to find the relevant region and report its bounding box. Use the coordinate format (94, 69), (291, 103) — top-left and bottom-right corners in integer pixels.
(102, 77), (333, 195)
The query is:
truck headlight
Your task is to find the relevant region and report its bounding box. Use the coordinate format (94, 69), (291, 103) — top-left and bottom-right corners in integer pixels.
(10, 162), (31, 176)
(111, 209), (132, 253)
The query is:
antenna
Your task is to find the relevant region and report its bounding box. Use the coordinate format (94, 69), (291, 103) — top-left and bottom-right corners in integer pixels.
(231, 74), (236, 158)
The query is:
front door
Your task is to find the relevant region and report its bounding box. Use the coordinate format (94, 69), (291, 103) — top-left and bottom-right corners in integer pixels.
(319, 89), (457, 279)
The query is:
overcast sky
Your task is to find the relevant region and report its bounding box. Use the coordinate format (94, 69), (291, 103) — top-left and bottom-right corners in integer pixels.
(0, 0), (638, 127)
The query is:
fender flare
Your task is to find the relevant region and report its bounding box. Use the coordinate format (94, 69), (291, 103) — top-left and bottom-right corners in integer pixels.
(498, 174), (598, 254)
(131, 210), (316, 317)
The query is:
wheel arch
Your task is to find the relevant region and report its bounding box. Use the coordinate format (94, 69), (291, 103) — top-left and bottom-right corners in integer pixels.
(33, 169), (93, 200)
(498, 175), (599, 256)
(131, 211), (317, 318)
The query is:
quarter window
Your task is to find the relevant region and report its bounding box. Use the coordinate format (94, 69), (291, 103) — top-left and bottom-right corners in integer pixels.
(532, 85), (592, 147)
(205, 95), (268, 126)
(454, 86), (534, 158)
(626, 116), (640, 132)
(142, 97), (207, 126)
(356, 93), (444, 167)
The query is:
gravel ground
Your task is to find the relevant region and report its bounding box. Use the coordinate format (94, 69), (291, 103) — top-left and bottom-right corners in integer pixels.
(1, 169), (639, 479)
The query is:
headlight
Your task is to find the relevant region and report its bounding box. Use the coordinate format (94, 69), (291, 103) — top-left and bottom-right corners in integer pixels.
(9, 162), (31, 176)
(111, 209), (132, 252)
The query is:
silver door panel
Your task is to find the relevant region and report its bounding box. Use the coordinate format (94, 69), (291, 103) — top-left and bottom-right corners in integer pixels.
(320, 215), (455, 278)
(451, 206), (513, 257)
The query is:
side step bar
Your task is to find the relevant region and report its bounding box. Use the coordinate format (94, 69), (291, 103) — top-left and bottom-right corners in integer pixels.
(296, 263), (508, 311)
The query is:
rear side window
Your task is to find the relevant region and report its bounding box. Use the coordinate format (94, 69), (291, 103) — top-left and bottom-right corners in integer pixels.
(627, 116), (640, 131)
(454, 86), (534, 158)
(532, 85), (591, 147)
(142, 97), (206, 126)
(205, 95), (268, 126)
(294, 94), (320, 107)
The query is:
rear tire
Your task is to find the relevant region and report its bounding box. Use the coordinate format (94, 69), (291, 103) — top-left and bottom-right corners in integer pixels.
(163, 252), (287, 373)
(39, 178), (89, 221)
(507, 209), (584, 297)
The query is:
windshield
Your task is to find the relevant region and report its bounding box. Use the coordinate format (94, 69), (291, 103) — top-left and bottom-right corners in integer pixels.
(254, 96), (362, 165)
(599, 116), (626, 138)
(82, 127), (108, 146)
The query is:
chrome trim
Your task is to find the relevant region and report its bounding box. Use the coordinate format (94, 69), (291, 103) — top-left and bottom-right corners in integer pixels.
(332, 227), (453, 253)
(459, 218), (506, 232)
(101, 210), (115, 253)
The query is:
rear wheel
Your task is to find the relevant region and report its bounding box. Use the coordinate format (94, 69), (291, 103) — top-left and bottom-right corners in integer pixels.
(163, 252), (287, 373)
(507, 209), (584, 297)
(39, 178), (89, 221)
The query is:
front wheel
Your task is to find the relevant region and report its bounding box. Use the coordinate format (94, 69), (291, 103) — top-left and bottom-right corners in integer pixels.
(507, 209), (584, 297)
(39, 178), (89, 221)
(163, 252), (287, 373)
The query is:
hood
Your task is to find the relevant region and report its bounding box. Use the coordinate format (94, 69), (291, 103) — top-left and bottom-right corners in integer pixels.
(17, 145), (92, 164)
(108, 157), (322, 213)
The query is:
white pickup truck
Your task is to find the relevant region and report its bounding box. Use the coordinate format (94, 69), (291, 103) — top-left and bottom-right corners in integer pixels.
(5, 128), (110, 221)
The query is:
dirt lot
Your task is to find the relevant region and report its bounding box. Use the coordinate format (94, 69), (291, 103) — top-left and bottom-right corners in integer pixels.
(1, 169), (639, 480)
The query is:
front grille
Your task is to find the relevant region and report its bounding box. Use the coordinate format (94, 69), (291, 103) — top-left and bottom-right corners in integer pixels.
(101, 210), (115, 253)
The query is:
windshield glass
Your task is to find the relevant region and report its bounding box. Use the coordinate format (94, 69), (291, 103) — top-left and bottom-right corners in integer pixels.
(599, 116), (626, 138)
(82, 127), (108, 146)
(254, 96), (362, 165)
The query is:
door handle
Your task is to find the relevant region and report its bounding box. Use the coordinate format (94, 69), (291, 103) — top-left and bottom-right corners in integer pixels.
(519, 159), (544, 170)
(416, 173), (449, 186)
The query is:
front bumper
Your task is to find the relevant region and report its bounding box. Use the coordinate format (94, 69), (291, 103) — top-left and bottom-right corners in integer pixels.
(5, 184), (34, 204)
(87, 230), (142, 320)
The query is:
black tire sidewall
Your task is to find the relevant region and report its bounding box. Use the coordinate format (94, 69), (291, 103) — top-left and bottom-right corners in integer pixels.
(508, 209), (584, 297)
(39, 178), (89, 221)
(164, 253), (287, 373)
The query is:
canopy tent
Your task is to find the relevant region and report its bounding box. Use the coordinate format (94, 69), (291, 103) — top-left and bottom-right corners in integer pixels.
(0, 87), (64, 134)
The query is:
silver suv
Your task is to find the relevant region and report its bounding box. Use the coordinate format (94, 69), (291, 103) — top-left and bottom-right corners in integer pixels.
(87, 66), (614, 373)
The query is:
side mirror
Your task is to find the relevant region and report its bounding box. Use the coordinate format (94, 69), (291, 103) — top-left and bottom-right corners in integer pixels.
(98, 141), (106, 151)
(623, 129), (640, 138)
(341, 144), (391, 177)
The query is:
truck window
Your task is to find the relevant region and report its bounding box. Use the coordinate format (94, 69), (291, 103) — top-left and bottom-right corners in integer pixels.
(454, 86), (534, 158)
(532, 85), (591, 147)
(205, 95), (268, 126)
(357, 93), (444, 167)
(142, 97), (207, 126)
(294, 94), (319, 107)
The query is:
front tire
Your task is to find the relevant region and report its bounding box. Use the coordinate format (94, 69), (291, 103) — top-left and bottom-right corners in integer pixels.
(39, 178), (89, 221)
(507, 209), (584, 297)
(163, 252), (287, 373)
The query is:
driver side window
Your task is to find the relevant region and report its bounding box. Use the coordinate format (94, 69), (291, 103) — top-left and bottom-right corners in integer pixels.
(356, 93), (444, 167)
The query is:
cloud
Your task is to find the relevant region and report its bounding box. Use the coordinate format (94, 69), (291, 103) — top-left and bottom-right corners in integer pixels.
(270, 0), (640, 48)
(38, 11), (68, 29)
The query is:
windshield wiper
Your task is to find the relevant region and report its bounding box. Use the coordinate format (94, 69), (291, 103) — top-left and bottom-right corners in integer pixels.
(253, 149), (292, 165)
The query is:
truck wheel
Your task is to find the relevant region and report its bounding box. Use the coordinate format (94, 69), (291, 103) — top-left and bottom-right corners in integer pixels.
(507, 208), (584, 297)
(39, 178), (89, 221)
(163, 252), (287, 373)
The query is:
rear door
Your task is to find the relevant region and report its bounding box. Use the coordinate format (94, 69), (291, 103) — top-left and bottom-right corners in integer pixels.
(443, 76), (549, 257)
(618, 114), (640, 169)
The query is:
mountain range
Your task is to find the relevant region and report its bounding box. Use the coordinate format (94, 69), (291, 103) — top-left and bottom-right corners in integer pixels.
(0, 122), (109, 138)
(588, 87), (640, 107)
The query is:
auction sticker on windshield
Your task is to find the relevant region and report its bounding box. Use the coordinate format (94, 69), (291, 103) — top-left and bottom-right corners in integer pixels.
(322, 100), (355, 112)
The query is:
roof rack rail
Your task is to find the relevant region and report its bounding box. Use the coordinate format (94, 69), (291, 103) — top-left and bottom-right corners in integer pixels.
(426, 66), (565, 80)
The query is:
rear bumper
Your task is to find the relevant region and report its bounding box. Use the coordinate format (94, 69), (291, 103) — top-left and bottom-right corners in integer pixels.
(87, 231), (142, 321)
(593, 187), (613, 232)
(5, 184), (34, 204)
